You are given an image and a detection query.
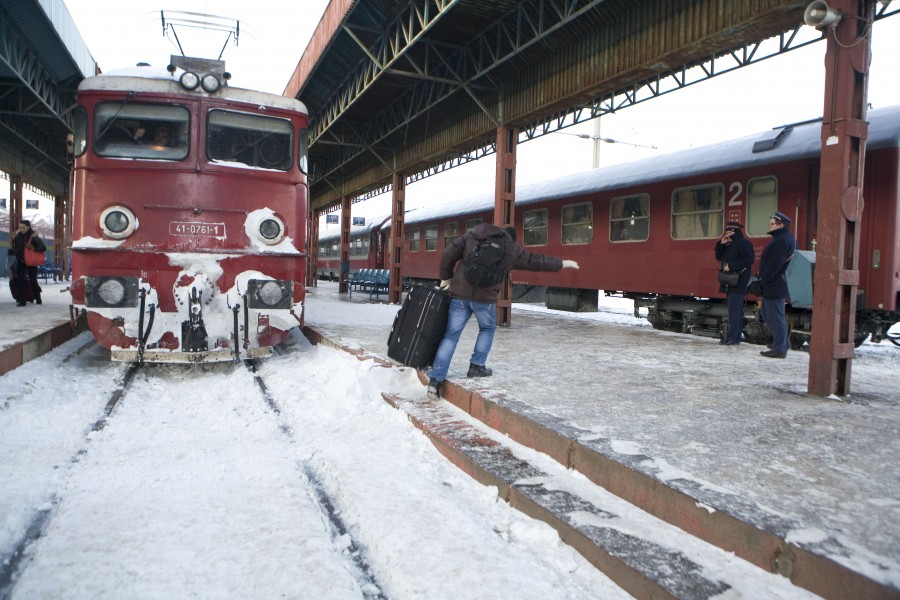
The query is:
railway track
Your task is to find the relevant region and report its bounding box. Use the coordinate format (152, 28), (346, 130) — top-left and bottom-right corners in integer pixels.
(246, 358), (386, 599)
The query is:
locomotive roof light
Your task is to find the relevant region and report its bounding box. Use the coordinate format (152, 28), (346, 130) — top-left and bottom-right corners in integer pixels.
(179, 71), (200, 91)
(100, 206), (138, 239)
(200, 74), (221, 93)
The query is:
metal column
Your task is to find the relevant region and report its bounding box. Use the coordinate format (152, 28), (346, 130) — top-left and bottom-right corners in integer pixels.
(388, 172), (405, 304)
(338, 195), (351, 294)
(807, 0), (873, 397)
(8, 174), (23, 236)
(495, 125), (517, 326)
(54, 194), (67, 280)
(306, 207), (319, 288)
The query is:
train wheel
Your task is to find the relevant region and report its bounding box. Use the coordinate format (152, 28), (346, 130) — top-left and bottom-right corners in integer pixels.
(743, 320), (770, 345)
(789, 332), (808, 350)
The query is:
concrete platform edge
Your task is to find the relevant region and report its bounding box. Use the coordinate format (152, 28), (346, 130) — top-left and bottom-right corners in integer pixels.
(0, 314), (88, 377)
(301, 324), (896, 600)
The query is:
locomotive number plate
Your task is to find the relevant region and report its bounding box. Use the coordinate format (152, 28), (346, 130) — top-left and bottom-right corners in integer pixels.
(169, 222), (226, 237)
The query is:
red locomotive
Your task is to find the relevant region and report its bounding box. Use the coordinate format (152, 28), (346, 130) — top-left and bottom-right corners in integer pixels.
(339, 105), (900, 347)
(69, 56), (309, 362)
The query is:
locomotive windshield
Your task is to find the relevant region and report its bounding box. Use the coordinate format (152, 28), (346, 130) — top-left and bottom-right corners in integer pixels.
(207, 110), (293, 171)
(94, 103), (189, 160)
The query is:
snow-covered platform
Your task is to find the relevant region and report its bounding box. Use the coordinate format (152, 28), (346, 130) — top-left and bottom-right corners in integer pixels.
(302, 280), (900, 599)
(0, 278), (85, 376)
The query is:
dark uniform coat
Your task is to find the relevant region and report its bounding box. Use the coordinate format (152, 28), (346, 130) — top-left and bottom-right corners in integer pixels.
(757, 226), (796, 299)
(714, 229), (755, 293)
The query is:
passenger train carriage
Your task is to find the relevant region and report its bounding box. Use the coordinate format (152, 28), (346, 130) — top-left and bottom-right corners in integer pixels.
(336, 105), (900, 347)
(69, 57), (309, 362)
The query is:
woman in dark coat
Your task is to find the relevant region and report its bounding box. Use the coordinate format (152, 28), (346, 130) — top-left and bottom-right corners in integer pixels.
(11, 220), (45, 306)
(714, 221), (755, 345)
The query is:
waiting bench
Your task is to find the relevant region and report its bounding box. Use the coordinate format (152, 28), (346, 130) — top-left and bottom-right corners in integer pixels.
(349, 268), (390, 299)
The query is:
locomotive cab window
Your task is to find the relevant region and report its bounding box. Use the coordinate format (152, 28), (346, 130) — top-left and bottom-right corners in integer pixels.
(70, 107), (88, 158)
(409, 229), (420, 252)
(562, 202), (593, 245)
(523, 208), (548, 246)
(298, 128), (309, 174)
(610, 194), (649, 242)
(671, 184), (724, 239)
(94, 103), (189, 160)
(746, 177), (778, 236)
(207, 110), (293, 170)
(444, 222), (459, 248)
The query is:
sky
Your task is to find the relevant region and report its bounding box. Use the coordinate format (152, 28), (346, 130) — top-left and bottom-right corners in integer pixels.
(58, 0), (900, 226)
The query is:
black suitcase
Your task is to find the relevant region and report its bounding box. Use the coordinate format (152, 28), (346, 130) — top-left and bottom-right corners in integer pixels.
(387, 285), (450, 369)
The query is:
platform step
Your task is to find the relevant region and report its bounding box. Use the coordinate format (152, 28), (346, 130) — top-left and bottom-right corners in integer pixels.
(383, 392), (813, 600)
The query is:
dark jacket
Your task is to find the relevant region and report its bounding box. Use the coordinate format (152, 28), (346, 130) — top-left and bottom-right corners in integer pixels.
(714, 230), (755, 293)
(13, 226), (46, 263)
(757, 226), (796, 299)
(440, 223), (563, 303)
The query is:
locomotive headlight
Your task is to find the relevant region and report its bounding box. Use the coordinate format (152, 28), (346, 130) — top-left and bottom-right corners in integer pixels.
(201, 74), (221, 93)
(259, 218), (282, 241)
(100, 206), (137, 239)
(84, 276), (140, 308)
(180, 71), (200, 90)
(246, 279), (292, 309)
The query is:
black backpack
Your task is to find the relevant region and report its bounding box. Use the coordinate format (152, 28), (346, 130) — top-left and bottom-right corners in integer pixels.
(463, 236), (506, 287)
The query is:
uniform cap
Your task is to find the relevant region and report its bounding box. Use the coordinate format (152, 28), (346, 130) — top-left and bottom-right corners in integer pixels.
(725, 221), (743, 231)
(771, 211), (792, 225)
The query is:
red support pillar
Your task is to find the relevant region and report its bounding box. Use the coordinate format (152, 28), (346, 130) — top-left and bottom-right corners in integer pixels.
(306, 207), (319, 288)
(339, 195), (351, 294)
(495, 125), (517, 326)
(389, 172), (405, 304)
(807, 0), (873, 396)
(54, 194), (68, 279)
(9, 174), (23, 238)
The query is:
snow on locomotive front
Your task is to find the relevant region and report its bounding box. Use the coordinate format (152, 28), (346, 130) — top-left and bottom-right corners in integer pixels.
(69, 57), (309, 362)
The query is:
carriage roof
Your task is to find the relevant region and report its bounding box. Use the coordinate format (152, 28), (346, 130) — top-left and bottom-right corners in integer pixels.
(403, 104), (900, 226)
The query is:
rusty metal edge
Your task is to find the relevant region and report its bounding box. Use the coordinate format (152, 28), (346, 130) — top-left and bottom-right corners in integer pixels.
(0, 313), (88, 378)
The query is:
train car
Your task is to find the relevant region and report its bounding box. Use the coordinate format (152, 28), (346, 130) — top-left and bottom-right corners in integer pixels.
(69, 56), (309, 362)
(396, 105), (900, 347)
(316, 214), (390, 281)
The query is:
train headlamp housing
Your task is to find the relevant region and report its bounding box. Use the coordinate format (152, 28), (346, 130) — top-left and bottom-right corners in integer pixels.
(179, 71), (200, 91)
(258, 218), (283, 243)
(100, 206), (137, 239)
(246, 279), (292, 310)
(84, 276), (140, 308)
(200, 74), (221, 93)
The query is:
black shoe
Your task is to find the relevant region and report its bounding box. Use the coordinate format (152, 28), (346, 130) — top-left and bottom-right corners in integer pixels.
(467, 363), (492, 378)
(426, 378), (441, 400)
(36, 298), (42, 305)
(760, 350), (786, 359)
(720, 340), (740, 346)
(16, 301), (26, 307)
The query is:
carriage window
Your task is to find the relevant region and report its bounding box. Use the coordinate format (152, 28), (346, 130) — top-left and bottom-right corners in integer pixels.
(444, 222), (459, 248)
(207, 110), (292, 170)
(523, 208), (548, 246)
(671, 184), (724, 239)
(94, 103), (189, 160)
(330, 242), (338, 257)
(425, 226), (439, 251)
(409, 229), (420, 252)
(562, 202), (593, 245)
(747, 177), (778, 237)
(466, 219), (483, 232)
(610, 194), (649, 242)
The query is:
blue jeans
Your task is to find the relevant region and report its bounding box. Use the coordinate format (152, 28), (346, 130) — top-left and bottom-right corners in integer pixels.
(761, 297), (789, 355)
(427, 298), (496, 382)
